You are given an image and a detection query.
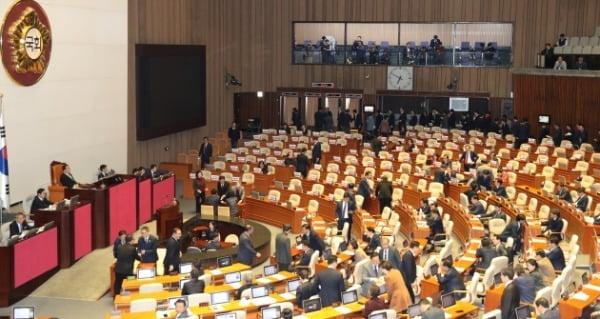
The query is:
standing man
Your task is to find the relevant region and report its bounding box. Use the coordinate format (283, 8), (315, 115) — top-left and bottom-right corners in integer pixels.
(459, 145), (478, 172)
(314, 256), (345, 307)
(292, 107), (302, 128)
(358, 171), (374, 199)
(500, 267), (520, 319)
(375, 176), (393, 213)
(400, 241), (420, 303)
(379, 237), (401, 270)
(30, 188), (52, 212)
(295, 148), (310, 178)
(301, 224), (325, 255)
(275, 224), (292, 271)
(335, 193), (355, 241)
(311, 141), (322, 165)
(163, 227), (182, 275)
(238, 225), (261, 266)
(228, 122), (241, 149)
(137, 226), (159, 264)
(360, 253), (383, 296)
(114, 235), (139, 295)
(198, 136), (213, 169)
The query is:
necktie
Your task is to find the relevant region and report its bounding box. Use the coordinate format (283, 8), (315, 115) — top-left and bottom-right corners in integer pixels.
(374, 265), (378, 276)
(384, 249), (388, 261)
(236, 188), (240, 198)
(343, 202), (347, 218)
(18, 223), (22, 233)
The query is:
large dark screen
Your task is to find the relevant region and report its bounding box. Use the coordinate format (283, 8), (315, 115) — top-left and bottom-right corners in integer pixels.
(136, 44), (206, 141)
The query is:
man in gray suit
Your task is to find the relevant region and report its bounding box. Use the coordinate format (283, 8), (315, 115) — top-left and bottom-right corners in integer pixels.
(361, 253), (383, 296)
(419, 298), (445, 319)
(535, 297), (559, 319)
(314, 256), (345, 307)
(275, 224), (292, 271)
(379, 237), (401, 270)
(468, 196), (485, 215)
(237, 225), (261, 265)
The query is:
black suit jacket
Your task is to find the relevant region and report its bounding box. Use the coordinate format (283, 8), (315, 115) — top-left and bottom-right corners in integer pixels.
(115, 244), (140, 274)
(437, 267), (466, 296)
(296, 281), (317, 308)
(433, 169), (450, 184)
(556, 189), (572, 202)
(182, 278), (206, 295)
(547, 247), (565, 270)
(30, 196), (51, 212)
(9, 220), (31, 237)
(367, 234), (381, 253)
(541, 218), (563, 233)
(494, 186), (508, 198)
(217, 182), (230, 198)
(379, 247), (402, 270)
(335, 200), (355, 229)
(500, 283), (521, 319)
(163, 237), (181, 270)
(311, 143), (322, 162)
(295, 154), (310, 176)
(357, 178), (372, 198)
(475, 247), (498, 269)
(302, 231), (325, 255)
(60, 173), (77, 188)
(575, 195), (589, 212)
(113, 237), (126, 258)
(199, 143), (213, 162)
(400, 250), (417, 285)
(314, 268), (345, 307)
(298, 248), (314, 266)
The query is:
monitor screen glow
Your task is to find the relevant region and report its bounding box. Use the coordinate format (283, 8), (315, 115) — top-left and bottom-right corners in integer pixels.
(441, 292), (456, 308)
(13, 307), (34, 319)
(225, 271), (241, 284)
(287, 279), (301, 292)
(261, 306), (281, 319)
(137, 267), (156, 280)
(369, 312), (386, 319)
(303, 298), (322, 313)
(179, 262), (193, 275)
(217, 256), (232, 268)
(179, 278), (191, 290)
(211, 291), (231, 305)
(341, 290), (358, 305)
(263, 264), (278, 276)
(251, 286), (269, 298)
(515, 305), (530, 319)
(215, 312), (237, 319)
(407, 304), (421, 318)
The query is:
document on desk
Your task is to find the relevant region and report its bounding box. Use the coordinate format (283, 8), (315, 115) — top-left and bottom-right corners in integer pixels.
(584, 284), (600, 292)
(462, 256), (476, 262)
(279, 292), (295, 300)
(210, 269), (222, 275)
(334, 306), (352, 314)
(271, 274), (286, 280)
(455, 267), (465, 273)
(572, 291), (590, 301)
(256, 277), (272, 284)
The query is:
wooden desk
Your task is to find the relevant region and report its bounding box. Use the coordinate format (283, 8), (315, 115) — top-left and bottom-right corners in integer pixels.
(483, 283), (504, 312)
(159, 162), (194, 199)
(156, 201), (182, 240)
(559, 279), (600, 319)
(243, 197), (304, 233)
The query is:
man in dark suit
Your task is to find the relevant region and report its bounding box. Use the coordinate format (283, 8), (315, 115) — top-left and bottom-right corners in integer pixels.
(555, 183), (572, 202)
(60, 164), (78, 188)
(427, 209), (444, 245)
(314, 256), (345, 307)
(468, 196), (485, 215)
(182, 268), (205, 295)
(198, 136), (213, 168)
(295, 241), (314, 268)
(535, 297), (560, 319)
(436, 259), (466, 298)
(295, 148), (310, 178)
(547, 236), (565, 271)
(216, 176), (230, 199)
(418, 199), (431, 217)
(419, 298), (445, 319)
(113, 230), (127, 258)
(114, 235), (140, 294)
(335, 193), (355, 241)
(474, 238), (498, 270)
(364, 227), (381, 254)
(357, 171), (374, 199)
(400, 241), (420, 303)
(98, 164), (110, 180)
(379, 237), (401, 270)
(296, 269), (317, 308)
(516, 118), (531, 149)
(500, 267), (520, 319)
(492, 179), (508, 198)
(235, 272), (256, 300)
(459, 145), (478, 171)
(311, 141), (322, 165)
(500, 213), (526, 257)
(275, 224), (292, 271)
(9, 213), (31, 237)
(205, 234), (221, 251)
(137, 226), (159, 263)
(163, 228), (182, 275)
(433, 167), (451, 184)
(30, 188), (52, 212)
(301, 224), (325, 255)
(238, 225), (260, 265)
(574, 188), (589, 212)
(541, 209), (564, 235)
(375, 176), (393, 213)
(513, 265), (536, 303)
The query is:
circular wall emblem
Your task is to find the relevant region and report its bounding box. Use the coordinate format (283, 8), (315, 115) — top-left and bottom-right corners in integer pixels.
(1, 0), (52, 86)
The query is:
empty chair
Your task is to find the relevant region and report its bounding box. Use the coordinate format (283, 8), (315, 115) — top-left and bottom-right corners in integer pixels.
(538, 205), (550, 219)
(326, 163), (339, 173)
(267, 190), (281, 202)
(139, 283), (163, 293)
(287, 178), (302, 191)
(574, 161), (589, 174)
(515, 193), (528, 207)
(288, 194), (301, 208)
(307, 169), (321, 181)
(130, 298), (158, 313)
(344, 175), (356, 185)
(417, 179), (428, 192)
(225, 234), (239, 245)
(391, 188), (403, 203)
(213, 161), (226, 170)
(333, 188), (345, 201)
(428, 182), (444, 198)
(541, 166), (554, 181)
(325, 172), (338, 184)
(296, 249), (320, 278)
(241, 173), (255, 184)
(542, 180), (555, 194)
(310, 183), (324, 195)
(489, 219), (507, 235)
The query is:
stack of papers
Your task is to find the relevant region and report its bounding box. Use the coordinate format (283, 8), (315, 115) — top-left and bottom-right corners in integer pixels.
(279, 292), (295, 299)
(210, 269), (222, 275)
(271, 274), (286, 280)
(333, 306), (352, 314)
(256, 277), (272, 284)
(572, 291), (590, 301)
(584, 284), (600, 292)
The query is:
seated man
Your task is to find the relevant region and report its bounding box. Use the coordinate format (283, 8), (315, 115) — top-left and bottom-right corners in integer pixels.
(492, 179), (508, 198)
(296, 269), (317, 308)
(204, 234), (221, 251)
(490, 233), (509, 259)
(474, 238), (498, 271)
(547, 236), (565, 271)
(555, 183), (572, 202)
(294, 240), (314, 269)
(479, 204), (506, 223)
(60, 164), (78, 188)
(535, 250), (556, 282)
(182, 268), (205, 295)
(541, 209), (564, 236)
(173, 299), (193, 319)
(9, 213), (32, 237)
(436, 259), (466, 299)
(468, 196), (485, 215)
(235, 272), (256, 300)
(363, 227), (381, 255)
(30, 188), (52, 212)
(426, 209), (444, 249)
(574, 188), (589, 212)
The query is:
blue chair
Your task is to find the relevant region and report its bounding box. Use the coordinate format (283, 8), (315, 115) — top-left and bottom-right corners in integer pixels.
(490, 42), (498, 49)
(461, 41), (471, 51)
(367, 41), (376, 47)
(474, 42), (485, 51)
(380, 41), (389, 47)
(407, 41), (416, 49)
(420, 41), (429, 48)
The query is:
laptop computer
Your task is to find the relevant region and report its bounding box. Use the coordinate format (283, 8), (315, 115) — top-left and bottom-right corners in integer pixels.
(215, 312), (236, 319)
(261, 306), (281, 319)
(303, 298), (322, 313)
(369, 312), (387, 319)
(407, 304), (422, 318)
(217, 256), (232, 268)
(12, 306), (34, 319)
(441, 292), (457, 308)
(69, 195), (80, 206)
(341, 290), (358, 305)
(263, 264), (278, 276)
(225, 271), (241, 284)
(179, 262), (193, 275)
(287, 278), (301, 294)
(251, 286), (269, 298)
(515, 305), (531, 319)
(136, 267), (156, 280)
(167, 296), (188, 310)
(210, 291), (230, 311)
(378, 284), (387, 295)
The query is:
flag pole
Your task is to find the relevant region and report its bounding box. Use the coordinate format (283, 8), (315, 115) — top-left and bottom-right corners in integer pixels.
(0, 92), (3, 226)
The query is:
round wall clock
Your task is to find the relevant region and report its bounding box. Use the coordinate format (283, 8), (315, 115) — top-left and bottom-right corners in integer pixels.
(1, 0), (52, 86)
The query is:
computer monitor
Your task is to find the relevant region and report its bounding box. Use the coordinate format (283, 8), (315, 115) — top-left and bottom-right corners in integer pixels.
(261, 306), (281, 319)
(69, 195), (79, 206)
(224, 271), (241, 284)
(303, 298), (322, 313)
(136, 267), (156, 280)
(251, 286), (269, 298)
(167, 296), (188, 310)
(263, 264), (278, 276)
(441, 292), (456, 308)
(341, 290), (358, 305)
(287, 279), (301, 293)
(494, 272), (502, 285)
(55, 200), (66, 210)
(13, 306), (34, 319)
(210, 291), (231, 305)
(368, 312), (387, 319)
(538, 114), (551, 124)
(515, 305), (530, 319)
(429, 264), (439, 276)
(378, 284), (386, 295)
(179, 262), (193, 275)
(217, 256), (232, 268)
(179, 278), (191, 290)
(215, 312), (237, 319)
(407, 304), (422, 318)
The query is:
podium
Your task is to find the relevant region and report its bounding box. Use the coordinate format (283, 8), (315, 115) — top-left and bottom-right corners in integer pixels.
(156, 201), (182, 240)
(65, 175), (137, 248)
(152, 175), (176, 213)
(33, 202), (93, 268)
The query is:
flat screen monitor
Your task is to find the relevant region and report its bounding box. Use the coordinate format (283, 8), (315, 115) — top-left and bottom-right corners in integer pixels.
(225, 271), (241, 284)
(515, 305), (530, 319)
(407, 304), (422, 318)
(538, 114), (551, 124)
(369, 312), (387, 319)
(494, 272), (502, 285)
(215, 312), (237, 319)
(287, 279), (301, 292)
(449, 97), (469, 112)
(13, 306), (34, 319)
(303, 298), (322, 313)
(167, 296), (188, 310)
(261, 306), (281, 319)
(179, 262), (193, 275)
(136, 267), (156, 280)
(251, 286), (269, 298)
(210, 291), (231, 305)
(55, 200), (66, 210)
(441, 292), (456, 308)
(263, 264), (278, 276)
(179, 278), (191, 290)
(341, 290), (358, 305)
(217, 256), (232, 268)
(69, 195), (79, 206)
(364, 105), (375, 113)
(429, 264), (439, 276)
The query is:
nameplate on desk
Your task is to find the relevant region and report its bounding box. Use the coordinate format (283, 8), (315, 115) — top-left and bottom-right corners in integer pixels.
(237, 157), (246, 163)
(546, 140), (554, 146)
(345, 134), (351, 139)
(506, 143), (513, 149)
(395, 146), (402, 152)
(253, 135), (261, 140)
(252, 149), (260, 155)
(266, 143), (273, 148)
(328, 133), (335, 138)
(272, 136), (280, 141)
(423, 134), (431, 139)
(231, 148), (239, 154)
(442, 135), (448, 141)
(441, 129), (448, 133)
(476, 132), (484, 137)
(349, 149), (357, 155)
(528, 138), (536, 144)
(407, 126), (414, 130)
(308, 174), (317, 181)
(329, 139), (336, 144)
(363, 143), (371, 148)
(211, 175), (219, 181)
(333, 156), (341, 162)
(268, 195), (278, 203)
(232, 177), (240, 182)
(276, 160), (284, 166)
(424, 127), (431, 132)
(458, 130), (466, 135)
(312, 132), (319, 137)
(314, 164), (322, 170)
(274, 151), (282, 156)
(392, 131), (400, 136)
(415, 140), (424, 146)
(289, 144), (297, 149)
(483, 149), (491, 155)
(230, 166), (239, 172)
(253, 168), (262, 174)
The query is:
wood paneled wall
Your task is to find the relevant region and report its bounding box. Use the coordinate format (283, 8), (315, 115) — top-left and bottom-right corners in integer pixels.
(128, 0), (600, 168)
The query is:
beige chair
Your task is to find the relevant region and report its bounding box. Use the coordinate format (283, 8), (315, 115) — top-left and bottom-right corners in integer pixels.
(307, 169), (321, 181)
(130, 298), (158, 313)
(307, 200), (319, 217)
(213, 161), (226, 170)
(325, 172), (338, 184)
(355, 195), (364, 209)
(287, 178), (302, 191)
(344, 175), (356, 185)
(392, 188), (403, 203)
(515, 193), (528, 207)
(224, 234), (239, 246)
(344, 165), (357, 176)
(428, 182), (444, 198)
(333, 188), (345, 201)
(417, 179), (428, 192)
(288, 194), (301, 208)
(241, 173), (254, 184)
(267, 190), (280, 202)
(541, 166), (554, 180)
(326, 163), (339, 173)
(380, 160), (393, 171)
(344, 155), (358, 164)
(506, 186), (516, 200)
(311, 184), (325, 196)
(489, 219), (506, 235)
(581, 175), (594, 191)
(574, 161), (589, 174)
(542, 181), (555, 194)
(538, 205), (550, 219)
